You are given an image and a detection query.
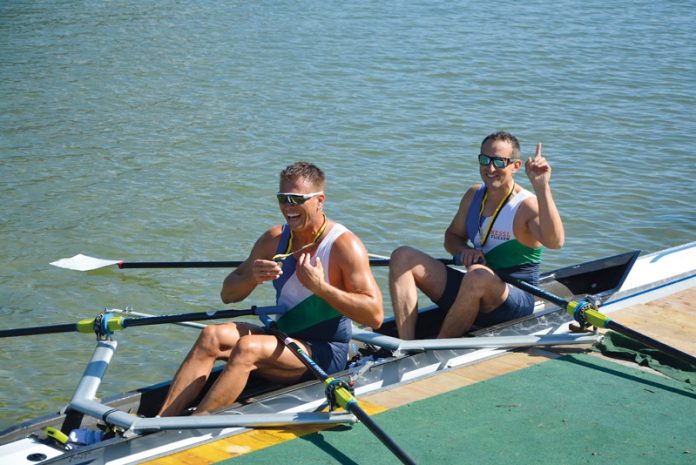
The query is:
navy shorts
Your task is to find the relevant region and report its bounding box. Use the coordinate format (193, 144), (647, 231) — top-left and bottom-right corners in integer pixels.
(263, 316), (350, 380)
(278, 337), (348, 382)
(304, 340), (349, 375)
(434, 266), (535, 327)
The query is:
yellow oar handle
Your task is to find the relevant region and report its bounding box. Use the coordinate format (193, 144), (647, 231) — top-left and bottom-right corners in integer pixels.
(567, 300), (610, 328)
(45, 426), (70, 445)
(324, 377), (356, 411)
(76, 315), (126, 335)
(583, 308), (611, 328)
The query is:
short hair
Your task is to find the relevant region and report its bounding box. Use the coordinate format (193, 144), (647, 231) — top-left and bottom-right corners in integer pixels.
(279, 161), (326, 191)
(481, 131), (521, 158)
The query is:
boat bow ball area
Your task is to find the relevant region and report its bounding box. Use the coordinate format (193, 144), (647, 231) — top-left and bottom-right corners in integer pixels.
(1, 242), (694, 465)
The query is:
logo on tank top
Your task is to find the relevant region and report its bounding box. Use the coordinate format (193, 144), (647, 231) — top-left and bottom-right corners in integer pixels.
(489, 229), (511, 241)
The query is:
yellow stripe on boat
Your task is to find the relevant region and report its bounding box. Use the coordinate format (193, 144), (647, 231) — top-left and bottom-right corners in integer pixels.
(140, 401), (386, 465)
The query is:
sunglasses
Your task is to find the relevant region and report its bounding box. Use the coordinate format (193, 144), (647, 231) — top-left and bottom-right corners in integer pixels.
(478, 154), (517, 168)
(276, 191), (323, 206)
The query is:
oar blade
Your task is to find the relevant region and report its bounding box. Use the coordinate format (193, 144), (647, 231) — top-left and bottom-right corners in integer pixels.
(50, 254), (121, 271)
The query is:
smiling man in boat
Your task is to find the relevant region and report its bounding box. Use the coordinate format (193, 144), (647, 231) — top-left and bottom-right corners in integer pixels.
(158, 162), (383, 416)
(389, 131), (565, 339)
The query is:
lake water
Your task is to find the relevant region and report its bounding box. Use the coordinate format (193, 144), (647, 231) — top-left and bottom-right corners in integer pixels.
(1, 0), (695, 429)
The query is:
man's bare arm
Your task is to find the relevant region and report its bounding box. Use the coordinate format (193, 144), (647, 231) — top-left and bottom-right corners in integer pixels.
(221, 227), (283, 303)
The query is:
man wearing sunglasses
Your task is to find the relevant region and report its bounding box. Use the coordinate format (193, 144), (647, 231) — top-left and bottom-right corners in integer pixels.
(158, 162), (383, 416)
(389, 131), (564, 339)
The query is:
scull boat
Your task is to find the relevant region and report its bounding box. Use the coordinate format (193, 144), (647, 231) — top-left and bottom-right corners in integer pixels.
(1, 242), (694, 465)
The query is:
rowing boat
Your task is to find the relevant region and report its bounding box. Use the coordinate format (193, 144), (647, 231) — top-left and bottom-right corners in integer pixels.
(1, 242), (694, 465)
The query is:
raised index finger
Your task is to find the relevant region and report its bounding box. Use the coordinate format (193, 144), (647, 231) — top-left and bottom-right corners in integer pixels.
(535, 142), (542, 159)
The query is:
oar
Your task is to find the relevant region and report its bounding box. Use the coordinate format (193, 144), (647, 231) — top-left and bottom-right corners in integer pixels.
(111, 308), (208, 329)
(504, 277), (696, 367)
(263, 320), (418, 465)
(49, 253), (455, 271)
(49, 254), (246, 271)
(0, 306), (281, 338)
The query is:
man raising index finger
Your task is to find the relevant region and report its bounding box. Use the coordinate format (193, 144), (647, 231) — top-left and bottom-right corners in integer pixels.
(389, 131), (564, 339)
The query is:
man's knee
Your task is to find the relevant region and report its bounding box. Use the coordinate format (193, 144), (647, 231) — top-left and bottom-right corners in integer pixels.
(196, 324), (236, 357)
(462, 266), (495, 290)
(390, 246), (419, 272)
(231, 335), (266, 365)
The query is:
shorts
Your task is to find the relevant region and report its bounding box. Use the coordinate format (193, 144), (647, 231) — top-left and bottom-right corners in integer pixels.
(434, 266), (535, 327)
(263, 317), (350, 380)
(262, 329), (348, 382)
(303, 340), (349, 376)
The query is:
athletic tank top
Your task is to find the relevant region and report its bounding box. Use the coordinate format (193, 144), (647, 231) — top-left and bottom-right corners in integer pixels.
(272, 223), (352, 343)
(465, 185), (542, 284)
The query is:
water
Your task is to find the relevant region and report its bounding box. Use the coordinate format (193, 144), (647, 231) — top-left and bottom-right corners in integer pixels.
(1, 0), (694, 430)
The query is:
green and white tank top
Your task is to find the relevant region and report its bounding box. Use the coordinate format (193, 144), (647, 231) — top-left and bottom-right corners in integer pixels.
(466, 185), (542, 282)
(272, 223), (352, 341)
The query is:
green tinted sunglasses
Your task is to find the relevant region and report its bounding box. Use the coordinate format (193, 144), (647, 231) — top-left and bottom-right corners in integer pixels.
(478, 154), (516, 168)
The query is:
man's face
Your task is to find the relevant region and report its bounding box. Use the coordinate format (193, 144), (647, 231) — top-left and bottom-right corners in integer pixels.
(277, 177), (324, 231)
(479, 139), (520, 188)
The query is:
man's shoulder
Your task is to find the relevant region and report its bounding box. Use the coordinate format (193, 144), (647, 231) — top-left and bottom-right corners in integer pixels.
(258, 224), (285, 245)
(514, 190), (540, 221)
(331, 224), (359, 248)
(330, 221), (350, 236)
(330, 226), (367, 261)
(458, 184), (484, 209)
(262, 224), (284, 237)
(517, 188), (538, 206)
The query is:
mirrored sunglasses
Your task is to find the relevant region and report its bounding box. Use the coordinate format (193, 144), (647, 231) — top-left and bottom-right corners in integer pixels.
(478, 154), (516, 168)
(276, 191), (323, 206)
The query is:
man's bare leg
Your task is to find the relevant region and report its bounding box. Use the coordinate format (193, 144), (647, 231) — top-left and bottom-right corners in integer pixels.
(194, 335), (309, 415)
(390, 246), (448, 340)
(437, 266), (508, 338)
(157, 322), (258, 417)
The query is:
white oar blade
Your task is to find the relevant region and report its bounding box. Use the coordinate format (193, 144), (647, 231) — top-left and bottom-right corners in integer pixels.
(50, 254), (121, 271)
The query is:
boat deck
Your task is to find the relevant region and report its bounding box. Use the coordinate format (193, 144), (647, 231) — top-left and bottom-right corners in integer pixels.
(142, 287), (696, 465)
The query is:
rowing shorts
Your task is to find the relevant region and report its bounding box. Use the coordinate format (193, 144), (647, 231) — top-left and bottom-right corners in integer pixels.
(304, 340), (349, 376)
(282, 339), (348, 382)
(434, 266), (535, 327)
(260, 327), (349, 380)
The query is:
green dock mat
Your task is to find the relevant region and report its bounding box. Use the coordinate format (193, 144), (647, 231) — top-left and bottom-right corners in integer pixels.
(220, 354), (696, 465)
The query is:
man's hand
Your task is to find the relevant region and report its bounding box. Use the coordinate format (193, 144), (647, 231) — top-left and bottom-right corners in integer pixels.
(295, 252), (326, 293)
(457, 248), (486, 267)
(252, 259), (283, 284)
(525, 143), (552, 190)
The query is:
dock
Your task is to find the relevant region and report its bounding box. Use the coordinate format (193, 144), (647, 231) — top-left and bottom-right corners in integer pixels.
(143, 287), (696, 465)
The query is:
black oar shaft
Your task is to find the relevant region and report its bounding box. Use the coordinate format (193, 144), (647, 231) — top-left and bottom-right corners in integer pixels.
(503, 276), (696, 367)
(347, 404), (417, 465)
(119, 261), (243, 269)
(0, 323), (78, 338)
(121, 308), (256, 328)
(510, 278), (569, 308)
(608, 320), (696, 367)
(119, 258), (453, 269)
(369, 258), (453, 267)
(0, 307), (266, 338)
(268, 325), (417, 465)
